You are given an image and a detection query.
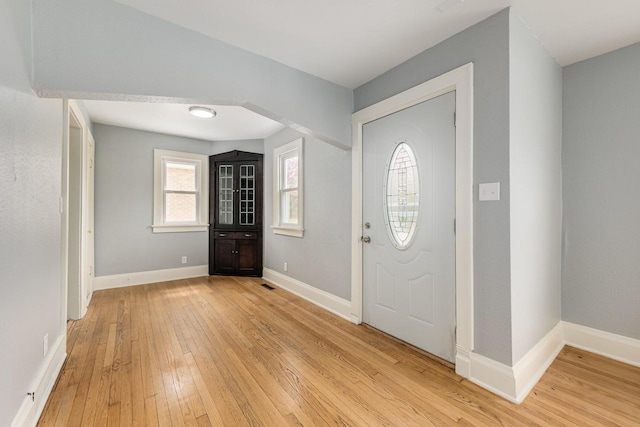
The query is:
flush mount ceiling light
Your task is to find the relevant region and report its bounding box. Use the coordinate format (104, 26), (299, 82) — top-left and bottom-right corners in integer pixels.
(188, 106), (217, 119)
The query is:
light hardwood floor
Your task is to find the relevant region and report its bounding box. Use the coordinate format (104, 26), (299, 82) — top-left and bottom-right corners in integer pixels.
(39, 276), (640, 426)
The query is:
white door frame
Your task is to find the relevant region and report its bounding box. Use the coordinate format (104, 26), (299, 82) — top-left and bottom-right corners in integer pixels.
(60, 100), (70, 334)
(61, 99), (93, 323)
(351, 63), (474, 378)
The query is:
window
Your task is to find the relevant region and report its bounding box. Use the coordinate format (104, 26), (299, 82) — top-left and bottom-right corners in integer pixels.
(153, 149), (208, 233)
(273, 138), (304, 237)
(384, 141), (419, 249)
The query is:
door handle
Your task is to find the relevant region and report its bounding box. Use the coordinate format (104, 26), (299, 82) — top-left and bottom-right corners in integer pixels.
(361, 236), (371, 243)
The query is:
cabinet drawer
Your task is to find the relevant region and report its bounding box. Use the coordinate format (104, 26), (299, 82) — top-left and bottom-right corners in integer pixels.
(214, 231), (258, 240)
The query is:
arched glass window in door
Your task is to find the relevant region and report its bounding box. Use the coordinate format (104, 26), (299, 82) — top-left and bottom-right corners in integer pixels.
(384, 142), (420, 249)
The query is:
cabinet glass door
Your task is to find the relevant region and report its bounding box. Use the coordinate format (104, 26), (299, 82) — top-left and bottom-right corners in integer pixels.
(239, 165), (255, 225)
(218, 165), (234, 225)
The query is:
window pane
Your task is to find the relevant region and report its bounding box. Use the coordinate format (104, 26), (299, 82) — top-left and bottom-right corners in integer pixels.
(385, 142), (419, 248)
(165, 162), (196, 191)
(282, 155), (298, 189)
(281, 190), (298, 225)
(273, 138), (303, 235)
(165, 193), (196, 222)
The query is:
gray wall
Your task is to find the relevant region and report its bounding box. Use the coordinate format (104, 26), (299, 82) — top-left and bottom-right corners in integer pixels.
(1, 0), (31, 91)
(0, 0), (64, 424)
(562, 42), (640, 339)
(93, 123), (264, 276)
(355, 9), (512, 364)
(94, 121), (353, 302)
(31, 0), (353, 148)
(210, 139), (264, 156)
(264, 128), (352, 300)
(508, 13), (563, 364)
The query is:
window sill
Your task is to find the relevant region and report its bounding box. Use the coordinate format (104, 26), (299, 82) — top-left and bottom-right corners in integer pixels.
(272, 226), (304, 238)
(152, 224), (209, 233)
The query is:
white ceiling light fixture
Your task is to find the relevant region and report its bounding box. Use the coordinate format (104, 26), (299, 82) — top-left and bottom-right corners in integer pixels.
(188, 106), (217, 119)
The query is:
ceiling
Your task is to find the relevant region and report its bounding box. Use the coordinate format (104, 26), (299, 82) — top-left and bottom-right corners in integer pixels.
(114, 0), (640, 89)
(90, 0), (640, 141)
(83, 100), (285, 142)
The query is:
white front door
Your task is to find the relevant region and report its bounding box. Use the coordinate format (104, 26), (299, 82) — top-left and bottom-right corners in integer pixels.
(362, 92), (456, 363)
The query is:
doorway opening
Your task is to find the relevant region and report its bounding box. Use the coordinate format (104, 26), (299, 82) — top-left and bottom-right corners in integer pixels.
(351, 63), (474, 378)
(63, 101), (94, 322)
(361, 92), (457, 363)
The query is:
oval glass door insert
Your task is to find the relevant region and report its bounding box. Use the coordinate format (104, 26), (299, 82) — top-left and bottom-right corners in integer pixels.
(384, 142), (419, 249)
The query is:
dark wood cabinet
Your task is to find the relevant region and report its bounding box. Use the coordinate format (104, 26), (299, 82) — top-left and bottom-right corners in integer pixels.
(212, 231), (260, 276)
(209, 151), (263, 276)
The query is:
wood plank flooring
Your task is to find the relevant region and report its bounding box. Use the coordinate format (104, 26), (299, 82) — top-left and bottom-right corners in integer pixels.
(39, 276), (640, 426)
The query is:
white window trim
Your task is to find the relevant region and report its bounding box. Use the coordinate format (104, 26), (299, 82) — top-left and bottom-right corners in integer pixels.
(273, 138), (304, 238)
(153, 149), (209, 233)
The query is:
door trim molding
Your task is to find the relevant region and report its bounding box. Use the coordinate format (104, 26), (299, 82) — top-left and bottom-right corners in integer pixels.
(62, 99), (92, 324)
(351, 63), (474, 378)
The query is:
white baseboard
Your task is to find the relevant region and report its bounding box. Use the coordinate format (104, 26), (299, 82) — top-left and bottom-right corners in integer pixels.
(94, 265), (209, 290)
(468, 323), (563, 403)
(263, 268), (353, 322)
(512, 322), (564, 402)
(563, 321), (640, 368)
(469, 351), (517, 402)
(12, 334), (66, 427)
(467, 321), (639, 404)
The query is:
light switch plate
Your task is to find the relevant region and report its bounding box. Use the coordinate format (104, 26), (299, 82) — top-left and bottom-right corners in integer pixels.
(479, 182), (500, 201)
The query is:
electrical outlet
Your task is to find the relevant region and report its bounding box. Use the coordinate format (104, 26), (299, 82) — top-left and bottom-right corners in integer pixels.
(284, 262), (288, 272)
(43, 333), (48, 356)
(181, 256), (187, 264)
